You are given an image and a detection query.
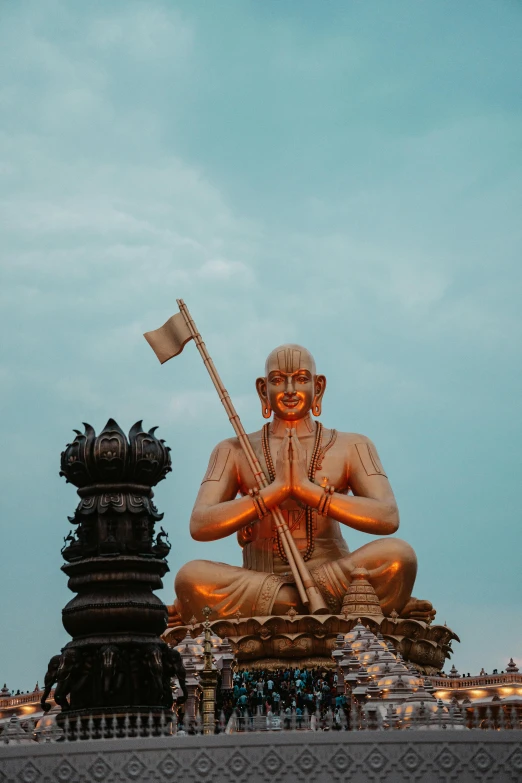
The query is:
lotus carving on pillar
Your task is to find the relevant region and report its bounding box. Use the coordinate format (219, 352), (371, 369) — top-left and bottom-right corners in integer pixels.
(60, 418), (172, 488)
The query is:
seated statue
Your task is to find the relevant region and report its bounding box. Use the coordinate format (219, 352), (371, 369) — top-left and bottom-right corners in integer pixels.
(173, 344), (435, 624)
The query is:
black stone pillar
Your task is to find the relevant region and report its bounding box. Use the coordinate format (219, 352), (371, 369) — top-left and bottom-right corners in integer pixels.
(40, 419), (186, 721)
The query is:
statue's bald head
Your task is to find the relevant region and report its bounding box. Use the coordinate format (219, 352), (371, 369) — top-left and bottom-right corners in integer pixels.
(265, 344), (317, 376)
(257, 343), (326, 421)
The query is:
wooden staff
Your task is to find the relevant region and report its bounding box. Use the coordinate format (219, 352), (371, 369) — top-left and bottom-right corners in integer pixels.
(177, 299), (328, 614)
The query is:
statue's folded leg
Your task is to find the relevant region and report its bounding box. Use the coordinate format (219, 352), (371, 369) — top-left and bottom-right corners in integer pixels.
(174, 560), (293, 623)
(311, 538), (418, 616)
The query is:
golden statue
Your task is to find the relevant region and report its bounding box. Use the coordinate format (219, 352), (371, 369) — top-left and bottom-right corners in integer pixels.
(170, 342), (435, 625)
(144, 301), (456, 672)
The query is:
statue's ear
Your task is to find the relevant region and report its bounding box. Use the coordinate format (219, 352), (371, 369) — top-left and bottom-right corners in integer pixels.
(312, 374), (326, 417)
(256, 376), (272, 419)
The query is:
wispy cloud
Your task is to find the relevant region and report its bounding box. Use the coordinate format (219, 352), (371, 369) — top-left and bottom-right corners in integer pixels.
(1, 0), (521, 688)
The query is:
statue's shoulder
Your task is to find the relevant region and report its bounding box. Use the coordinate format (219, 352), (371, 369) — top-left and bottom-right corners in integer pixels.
(330, 430), (374, 446)
(208, 431), (267, 459)
(245, 427), (264, 446)
(334, 432), (387, 477)
(201, 436), (240, 481)
(209, 436), (243, 455)
(332, 431), (382, 459)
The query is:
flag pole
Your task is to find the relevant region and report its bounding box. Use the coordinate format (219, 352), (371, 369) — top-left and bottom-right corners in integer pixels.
(177, 299), (328, 615)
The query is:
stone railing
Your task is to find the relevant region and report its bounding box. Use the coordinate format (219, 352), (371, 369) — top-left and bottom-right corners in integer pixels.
(1, 730), (522, 782)
(0, 690), (47, 708)
(2, 699), (520, 739)
(430, 674), (522, 689)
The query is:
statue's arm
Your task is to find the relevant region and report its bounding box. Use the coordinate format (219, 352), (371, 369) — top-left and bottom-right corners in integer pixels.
(190, 439), (288, 542)
(294, 434), (399, 536)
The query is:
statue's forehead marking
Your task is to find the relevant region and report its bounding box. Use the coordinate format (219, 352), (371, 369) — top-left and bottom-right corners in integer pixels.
(277, 348), (301, 373)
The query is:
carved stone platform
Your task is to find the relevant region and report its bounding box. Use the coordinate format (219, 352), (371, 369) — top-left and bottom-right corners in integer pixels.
(164, 613), (459, 675)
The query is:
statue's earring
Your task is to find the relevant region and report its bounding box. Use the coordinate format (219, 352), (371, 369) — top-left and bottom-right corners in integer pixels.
(312, 375), (326, 418)
(256, 377), (271, 419)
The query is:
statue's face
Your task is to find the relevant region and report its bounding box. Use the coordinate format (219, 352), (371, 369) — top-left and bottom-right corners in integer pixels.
(256, 344), (326, 421)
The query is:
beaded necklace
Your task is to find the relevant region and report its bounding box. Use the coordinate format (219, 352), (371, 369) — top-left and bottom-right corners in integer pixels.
(261, 421), (324, 563)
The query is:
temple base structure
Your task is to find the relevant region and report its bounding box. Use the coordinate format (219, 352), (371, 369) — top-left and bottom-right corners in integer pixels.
(164, 612), (459, 675)
(165, 567), (459, 674)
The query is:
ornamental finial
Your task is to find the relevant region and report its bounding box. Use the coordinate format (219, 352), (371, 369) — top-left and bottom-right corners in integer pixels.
(60, 419), (171, 490)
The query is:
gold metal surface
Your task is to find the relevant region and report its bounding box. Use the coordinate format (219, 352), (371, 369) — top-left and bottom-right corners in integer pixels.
(171, 336), (434, 627)
(164, 611), (458, 674)
(175, 300), (326, 612)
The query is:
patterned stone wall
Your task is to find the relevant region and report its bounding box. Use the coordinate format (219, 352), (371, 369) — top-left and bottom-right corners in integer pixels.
(1, 731), (521, 782)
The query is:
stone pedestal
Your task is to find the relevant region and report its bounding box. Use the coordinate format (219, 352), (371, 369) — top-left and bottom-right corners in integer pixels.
(165, 612), (459, 675)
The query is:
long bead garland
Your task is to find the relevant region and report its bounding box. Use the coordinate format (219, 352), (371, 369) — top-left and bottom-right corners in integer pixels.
(261, 421), (324, 563)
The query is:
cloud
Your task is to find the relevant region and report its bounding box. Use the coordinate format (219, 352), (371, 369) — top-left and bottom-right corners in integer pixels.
(88, 5), (193, 59)
(1, 0), (521, 690)
(197, 258), (254, 283)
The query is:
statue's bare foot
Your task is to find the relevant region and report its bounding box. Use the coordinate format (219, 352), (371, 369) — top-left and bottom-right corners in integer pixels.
(167, 603), (183, 628)
(400, 597), (436, 623)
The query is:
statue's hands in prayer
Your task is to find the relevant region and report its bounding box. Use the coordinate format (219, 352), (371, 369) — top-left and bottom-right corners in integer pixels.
(288, 428), (310, 495)
(271, 428), (292, 504)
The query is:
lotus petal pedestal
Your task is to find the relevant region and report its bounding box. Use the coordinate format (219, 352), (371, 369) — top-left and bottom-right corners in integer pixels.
(164, 613), (459, 675)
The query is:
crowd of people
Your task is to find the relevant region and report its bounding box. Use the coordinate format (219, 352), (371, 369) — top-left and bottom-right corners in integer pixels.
(216, 666), (350, 727)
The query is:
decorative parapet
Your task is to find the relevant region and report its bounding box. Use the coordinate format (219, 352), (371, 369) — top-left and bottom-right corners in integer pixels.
(430, 673), (522, 689)
(0, 690), (47, 709)
(0, 731), (521, 782)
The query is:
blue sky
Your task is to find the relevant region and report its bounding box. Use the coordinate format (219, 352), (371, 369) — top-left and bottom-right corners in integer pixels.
(1, 0), (521, 689)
